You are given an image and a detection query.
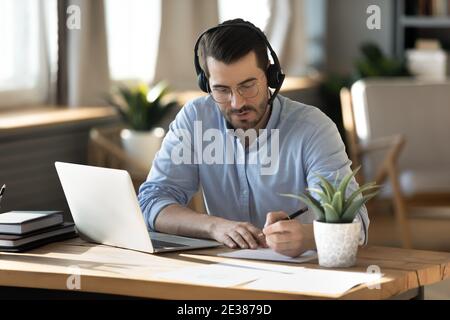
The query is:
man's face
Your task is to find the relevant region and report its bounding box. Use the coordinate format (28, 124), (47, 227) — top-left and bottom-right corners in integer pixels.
(207, 51), (269, 130)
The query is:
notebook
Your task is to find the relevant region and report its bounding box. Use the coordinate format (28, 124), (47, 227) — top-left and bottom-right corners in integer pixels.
(0, 230), (78, 252)
(0, 211), (63, 234)
(0, 222), (76, 247)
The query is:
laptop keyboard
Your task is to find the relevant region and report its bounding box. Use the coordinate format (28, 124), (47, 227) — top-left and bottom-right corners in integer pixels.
(151, 239), (189, 248)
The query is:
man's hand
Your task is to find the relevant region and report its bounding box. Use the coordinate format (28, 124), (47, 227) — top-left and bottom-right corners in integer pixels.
(209, 217), (267, 249)
(262, 211), (315, 257)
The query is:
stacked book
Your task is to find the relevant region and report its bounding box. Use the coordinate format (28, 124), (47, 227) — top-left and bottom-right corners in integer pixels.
(406, 0), (450, 16)
(0, 211), (77, 252)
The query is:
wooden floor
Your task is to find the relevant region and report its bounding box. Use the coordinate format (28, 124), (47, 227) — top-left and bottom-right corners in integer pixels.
(368, 205), (450, 299)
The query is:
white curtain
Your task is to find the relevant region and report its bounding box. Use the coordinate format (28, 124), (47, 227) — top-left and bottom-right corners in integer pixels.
(0, 0), (57, 107)
(56, 0), (325, 104)
(153, 0), (325, 89)
(58, 0), (110, 106)
(153, 0), (219, 91)
(105, 0), (161, 83)
(265, 0), (326, 76)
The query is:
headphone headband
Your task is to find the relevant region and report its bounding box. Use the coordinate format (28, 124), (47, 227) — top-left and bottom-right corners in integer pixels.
(194, 20), (285, 105)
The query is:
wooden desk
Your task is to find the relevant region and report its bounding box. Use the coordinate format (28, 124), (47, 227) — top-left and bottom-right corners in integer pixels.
(0, 238), (449, 300)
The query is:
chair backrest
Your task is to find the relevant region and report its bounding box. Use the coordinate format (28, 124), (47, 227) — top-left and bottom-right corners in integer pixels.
(341, 86), (412, 248)
(351, 79), (450, 173)
(340, 87), (363, 181)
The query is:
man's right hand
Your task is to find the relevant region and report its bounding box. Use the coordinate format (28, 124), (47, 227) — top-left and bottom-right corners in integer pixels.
(209, 217), (266, 249)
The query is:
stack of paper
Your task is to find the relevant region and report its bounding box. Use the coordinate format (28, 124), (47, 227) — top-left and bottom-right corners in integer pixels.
(246, 268), (383, 297)
(154, 253), (383, 296)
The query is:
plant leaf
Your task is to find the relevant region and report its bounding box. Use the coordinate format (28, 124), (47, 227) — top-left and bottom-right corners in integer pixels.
(318, 184), (332, 202)
(331, 191), (343, 216)
(314, 174), (335, 198)
(340, 197), (366, 223)
(306, 188), (331, 205)
(278, 193), (325, 221)
(323, 203), (340, 223)
(343, 182), (380, 212)
(337, 166), (361, 199)
(301, 193), (325, 221)
(278, 193), (304, 202)
(341, 191), (379, 222)
(147, 81), (169, 103)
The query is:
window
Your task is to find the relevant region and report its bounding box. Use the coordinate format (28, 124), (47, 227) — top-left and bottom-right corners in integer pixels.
(218, 0), (271, 31)
(105, 0), (161, 83)
(0, 0), (57, 107)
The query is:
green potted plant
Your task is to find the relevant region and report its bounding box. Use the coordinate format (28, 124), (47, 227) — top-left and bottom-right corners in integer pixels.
(280, 167), (380, 268)
(108, 81), (178, 170)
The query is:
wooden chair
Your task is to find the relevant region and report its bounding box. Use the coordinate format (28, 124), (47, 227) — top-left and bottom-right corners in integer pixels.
(88, 125), (206, 213)
(351, 79), (450, 205)
(340, 87), (412, 248)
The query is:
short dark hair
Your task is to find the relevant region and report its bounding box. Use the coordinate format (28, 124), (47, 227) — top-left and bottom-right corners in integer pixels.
(198, 19), (269, 78)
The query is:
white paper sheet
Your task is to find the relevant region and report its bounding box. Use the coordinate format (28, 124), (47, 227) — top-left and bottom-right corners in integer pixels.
(245, 268), (383, 297)
(218, 248), (318, 264)
(154, 261), (383, 296)
(154, 263), (270, 287)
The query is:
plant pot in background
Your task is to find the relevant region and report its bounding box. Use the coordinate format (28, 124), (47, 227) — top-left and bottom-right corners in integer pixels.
(313, 220), (361, 268)
(121, 127), (165, 171)
(107, 81), (178, 172)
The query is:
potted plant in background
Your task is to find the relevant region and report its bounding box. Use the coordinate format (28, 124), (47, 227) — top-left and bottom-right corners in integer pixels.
(107, 81), (178, 171)
(280, 167), (380, 268)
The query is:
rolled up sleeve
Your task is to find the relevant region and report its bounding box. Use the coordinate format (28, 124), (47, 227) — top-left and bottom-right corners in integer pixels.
(302, 109), (370, 245)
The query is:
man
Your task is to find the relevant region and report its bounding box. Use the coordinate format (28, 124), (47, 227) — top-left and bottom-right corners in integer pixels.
(138, 19), (369, 257)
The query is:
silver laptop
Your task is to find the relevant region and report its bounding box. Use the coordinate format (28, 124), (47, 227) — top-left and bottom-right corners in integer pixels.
(55, 161), (220, 253)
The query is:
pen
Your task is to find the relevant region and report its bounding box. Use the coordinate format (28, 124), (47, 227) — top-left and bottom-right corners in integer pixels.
(283, 206), (309, 221)
(0, 184), (5, 209)
(258, 206), (309, 238)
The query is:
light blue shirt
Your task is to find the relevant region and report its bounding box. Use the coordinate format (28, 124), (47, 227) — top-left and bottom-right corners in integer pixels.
(138, 94), (369, 244)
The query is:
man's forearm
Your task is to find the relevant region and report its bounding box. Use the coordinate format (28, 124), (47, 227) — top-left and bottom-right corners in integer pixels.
(154, 204), (221, 239)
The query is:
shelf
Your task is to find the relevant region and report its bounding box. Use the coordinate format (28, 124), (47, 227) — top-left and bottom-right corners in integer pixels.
(400, 16), (450, 27)
(395, 1), (450, 58)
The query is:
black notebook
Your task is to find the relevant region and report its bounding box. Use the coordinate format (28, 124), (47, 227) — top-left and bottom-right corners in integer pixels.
(0, 222), (76, 248)
(0, 230), (78, 252)
(0, 211), (64, 234)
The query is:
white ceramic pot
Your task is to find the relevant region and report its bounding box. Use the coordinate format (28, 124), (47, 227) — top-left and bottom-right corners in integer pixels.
(313, 220), (361, 268)
(120, 127), (165, 171)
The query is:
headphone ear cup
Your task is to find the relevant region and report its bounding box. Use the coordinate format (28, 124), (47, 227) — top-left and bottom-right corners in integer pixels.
(266, 64), (280, 89)
(197, 72), (209, 93)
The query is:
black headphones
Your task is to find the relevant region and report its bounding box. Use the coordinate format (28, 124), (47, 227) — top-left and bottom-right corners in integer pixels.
(193, 20), (285, 105)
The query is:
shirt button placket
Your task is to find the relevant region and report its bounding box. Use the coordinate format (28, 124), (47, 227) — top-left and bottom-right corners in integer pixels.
(236, 141), (248, 215)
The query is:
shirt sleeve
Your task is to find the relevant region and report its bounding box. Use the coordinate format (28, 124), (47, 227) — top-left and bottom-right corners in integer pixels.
(138, 102), (200, 230)
(302, 109), (370, 245)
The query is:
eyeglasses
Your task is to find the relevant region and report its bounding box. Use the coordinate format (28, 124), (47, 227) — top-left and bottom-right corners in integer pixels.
(209, 79), (260, 104)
